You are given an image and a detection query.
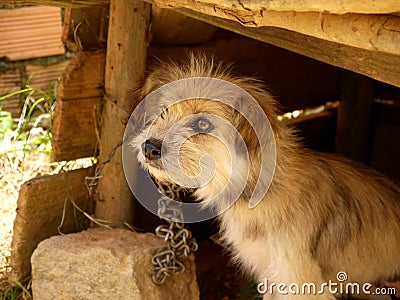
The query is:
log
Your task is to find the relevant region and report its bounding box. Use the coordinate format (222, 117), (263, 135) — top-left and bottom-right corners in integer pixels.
(95, 0), (151, 226)
(1, 0), (399, 14)
(192, 0), (400, 14)
(10, 167), (94, 281)
(53, 51), (105, 161)
(336, 71), (375, 164)
(146, 1), (400, 56)
(62, 6), (109, 51)
(173, 8), (400, 88)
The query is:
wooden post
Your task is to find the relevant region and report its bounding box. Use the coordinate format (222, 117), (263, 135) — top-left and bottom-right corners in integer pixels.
(95, 0), (150, 226)
(336, 71), (375, 164)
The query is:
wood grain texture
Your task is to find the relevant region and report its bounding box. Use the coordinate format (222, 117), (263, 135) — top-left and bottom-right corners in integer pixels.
(2, 0), (399, 14)
(146, 0), (400, 56)
(95, 0), (151, 226)
(174, 8), (400, 88)
(52, 51), (105, 161)
(171, 0), (400, 14)
(10, 167), (94, 281)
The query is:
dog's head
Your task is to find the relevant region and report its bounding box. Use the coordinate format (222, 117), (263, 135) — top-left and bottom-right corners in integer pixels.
(131, 55), (280, 212)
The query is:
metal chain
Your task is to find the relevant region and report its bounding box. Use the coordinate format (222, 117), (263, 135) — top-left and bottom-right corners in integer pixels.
(152, 196), (198, 284)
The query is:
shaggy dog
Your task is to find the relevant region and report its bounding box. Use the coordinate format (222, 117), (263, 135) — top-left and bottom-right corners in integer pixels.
(131, 55), (400, 299)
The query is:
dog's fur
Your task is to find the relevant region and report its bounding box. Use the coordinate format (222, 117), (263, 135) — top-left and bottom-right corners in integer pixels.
(132, 55), (400, 299)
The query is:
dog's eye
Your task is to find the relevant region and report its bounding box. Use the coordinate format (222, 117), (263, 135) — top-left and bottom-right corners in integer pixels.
(193, 118), (212, 133)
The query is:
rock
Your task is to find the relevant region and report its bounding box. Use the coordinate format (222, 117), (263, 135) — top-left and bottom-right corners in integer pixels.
(31, 227), (199, 300)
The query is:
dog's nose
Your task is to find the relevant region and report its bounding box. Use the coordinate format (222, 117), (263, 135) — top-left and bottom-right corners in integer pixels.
(142, 138), (162, 160)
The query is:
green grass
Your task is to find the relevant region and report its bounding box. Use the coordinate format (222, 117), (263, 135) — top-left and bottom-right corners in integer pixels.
(1, 279), (32, 300)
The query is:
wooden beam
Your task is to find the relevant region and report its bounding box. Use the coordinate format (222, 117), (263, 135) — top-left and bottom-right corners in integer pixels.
(165, 0), (400, 15)
(145, 1), (400, 56)
(95, 0), (151, 226)
(172, 8), (400, 88)
(336, 71), (375, 164)
(0, 0), (108, 7)
(53, 51), (105, 161)
(2, 0), (399, 14)
(2, 0), (399, 56)
(10, 167), (94, 281)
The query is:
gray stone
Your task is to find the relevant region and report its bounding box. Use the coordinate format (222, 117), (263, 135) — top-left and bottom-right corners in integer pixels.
(31, 227), (199, 300)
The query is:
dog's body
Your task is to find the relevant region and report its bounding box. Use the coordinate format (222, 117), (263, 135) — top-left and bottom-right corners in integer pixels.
(132, 56), (400, 299)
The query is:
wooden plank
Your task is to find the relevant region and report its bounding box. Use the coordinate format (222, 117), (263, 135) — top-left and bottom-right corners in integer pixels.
(0, 6), (65, 61)
(1, 0), (399, 14)
(0, 0), (109, 7)
(52, 51), (105, 161)
(192, 0), (400, 14)
(56, 51), (105, 100)
(62, 6), (109, 51)
(146, 1), (400, 56)
(52, 97), (99, 161)
(95, 0), (151, 226)
(173, 9), (400, 88)
(10, 167), (94, 281)
(336, 71), (375, 164)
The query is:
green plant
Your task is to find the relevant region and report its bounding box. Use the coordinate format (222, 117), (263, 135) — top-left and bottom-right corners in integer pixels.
(1, 278), (32, 300)
(0, 78), (57, 158)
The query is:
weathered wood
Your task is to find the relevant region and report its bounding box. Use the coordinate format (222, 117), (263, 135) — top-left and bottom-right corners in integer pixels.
(336, 71), (375, 164)
(0, 0), (108, 7)
(146, 1), (400, 56)
(174, 8), (400, 88)
(1, 0), (399, 56)
(151, 7), (217, 45)
(53, 51), (105, 161)
(62, 6), (109, 51)
(10, 167), (94, 281)
(190, 0), (400, 14)
(1, 0), (399, 14)
(95, 0), (150, 226)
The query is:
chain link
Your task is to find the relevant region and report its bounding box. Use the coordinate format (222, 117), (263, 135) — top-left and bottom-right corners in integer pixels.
(152, 196), (198, 284)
